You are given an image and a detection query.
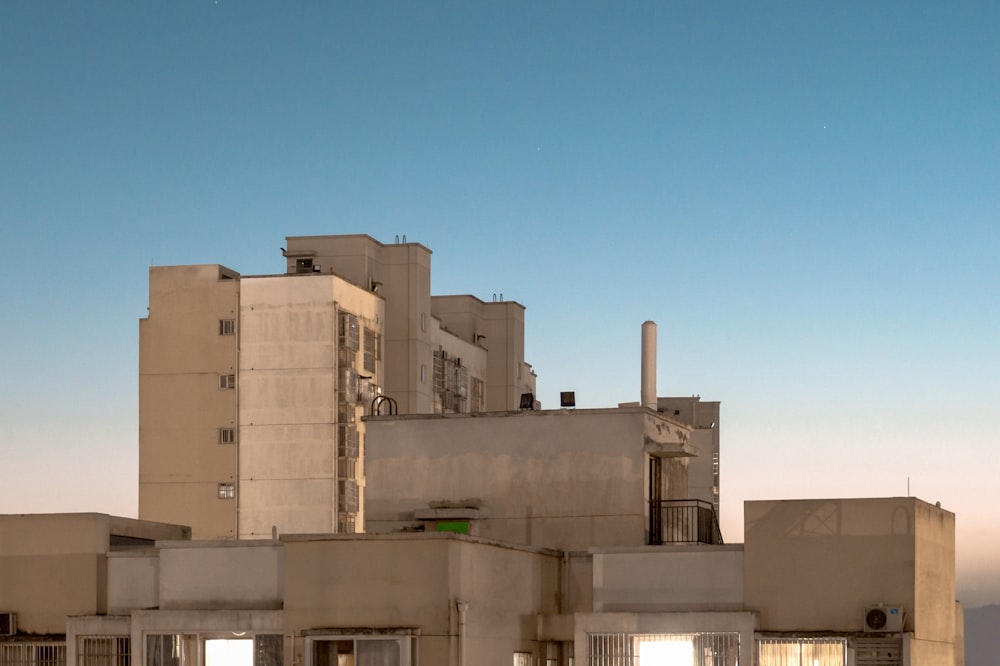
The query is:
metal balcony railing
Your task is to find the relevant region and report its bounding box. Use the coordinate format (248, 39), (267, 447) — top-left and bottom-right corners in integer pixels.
(648, 499), (724, 545)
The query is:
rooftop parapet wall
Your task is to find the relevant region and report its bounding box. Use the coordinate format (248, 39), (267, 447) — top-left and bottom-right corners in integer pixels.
(743, 497), (954, 636)
(364, 408), (693, 550)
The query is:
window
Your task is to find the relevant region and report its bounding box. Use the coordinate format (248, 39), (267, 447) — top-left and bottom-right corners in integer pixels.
(145, 635), (281, 666)
(513, 652), (533, 666)
(218, 428), (236, 444)
(363, 327), (380, 373)
(295, 258), (314, 273)
(757, 638), (846, 666)
(588, 632), (739, 666)
(219, 374), (236, 389)
(218, 483), (235, 499)
(0, 643), (67, 666)
(311, 636), (410, 666)
(337, 479), (358, 513)
(339, 312), (360, 351)
(78, 636), (129, 666)
(218, 319), (236, 336)
(471, 377), (485, 412)
(336, 514), (356, 534)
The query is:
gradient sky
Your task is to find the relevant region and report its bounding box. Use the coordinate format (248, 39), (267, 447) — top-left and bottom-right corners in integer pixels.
(1, 2), (997, 605)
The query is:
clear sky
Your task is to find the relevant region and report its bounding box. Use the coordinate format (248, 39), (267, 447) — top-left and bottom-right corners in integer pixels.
(1, 2), (997, 605)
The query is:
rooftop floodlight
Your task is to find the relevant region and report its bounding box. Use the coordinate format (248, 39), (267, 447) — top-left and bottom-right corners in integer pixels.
(519, 392), (535, 410)
(560, 391), (576, 408)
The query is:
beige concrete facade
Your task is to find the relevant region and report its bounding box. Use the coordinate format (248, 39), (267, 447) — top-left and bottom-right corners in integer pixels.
(139, 235), (536, 540)
(237, 273), (383, 538)
(363, 406), (695, 550)
(139, 265), (240, 539)
(1, 496), (964, 666)
(744, 497), (961, 666)
(431, 295), (537, 411)
(0, 514), (188, 634)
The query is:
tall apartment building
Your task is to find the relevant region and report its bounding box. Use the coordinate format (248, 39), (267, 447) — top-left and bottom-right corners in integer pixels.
(139, 234), (537, 539)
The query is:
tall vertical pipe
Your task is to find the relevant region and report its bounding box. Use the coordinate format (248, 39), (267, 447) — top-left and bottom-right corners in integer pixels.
(641, 321), (657, 410)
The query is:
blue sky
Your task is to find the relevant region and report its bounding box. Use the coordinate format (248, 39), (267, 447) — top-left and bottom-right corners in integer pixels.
(1, 2), (997, 605)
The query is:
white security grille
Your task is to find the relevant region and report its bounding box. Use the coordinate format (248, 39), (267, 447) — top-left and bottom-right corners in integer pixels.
(757, 638), (846, 666)
(0, 642), (67, 666)
(78, 636), (130, 666)
(589, 632), (739, 666)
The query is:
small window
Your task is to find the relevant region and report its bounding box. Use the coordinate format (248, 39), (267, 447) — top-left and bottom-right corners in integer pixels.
(219, 374), (236, 389)
(218, 428), (236, 444)
(295, 258), (314, 273)
(217, 483), (235, 499)
(513, 652), (534, 666)
(219, 319), (236, 335)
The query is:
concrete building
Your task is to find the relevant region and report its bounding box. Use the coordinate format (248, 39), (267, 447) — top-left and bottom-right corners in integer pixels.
(139, 235), (536, 539)
(0, 236), (962, 666)
(0, 497), (962, 666)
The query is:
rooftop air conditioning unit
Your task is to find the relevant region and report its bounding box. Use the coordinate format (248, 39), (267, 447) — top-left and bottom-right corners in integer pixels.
(864, 605), (904, 632)
(0, 612), (15, 636)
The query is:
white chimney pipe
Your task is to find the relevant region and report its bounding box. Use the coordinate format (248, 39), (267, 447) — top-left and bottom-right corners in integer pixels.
(641, 321), (657, 410)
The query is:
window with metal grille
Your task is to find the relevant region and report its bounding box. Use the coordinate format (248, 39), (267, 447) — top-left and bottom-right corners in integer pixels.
(757, 638), (846, 666)
(588, 632), (739, 666)
(337, 425), (359, 458)
(338, 479), (359, 513)
(337, 514), (356, 534)
(78, 636), (130, 666)
(338, 457), (358, 479)
(363, 327), (380, 373)
(218, 428), (236, 444)
(219, 374), (236, 389)
(312, 636), (408, 666)
(471, 377), (485, 412)
(218, 319), (236, 335)
(337, 403), (356, 424)
(0, 643), (66, 666)
(432, 350), (468, 413)
(218, 483), (235, 499)
(339, 312), (360, 351)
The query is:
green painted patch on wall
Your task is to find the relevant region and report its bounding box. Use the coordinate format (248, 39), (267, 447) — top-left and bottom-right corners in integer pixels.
(436, 521), (470, 534)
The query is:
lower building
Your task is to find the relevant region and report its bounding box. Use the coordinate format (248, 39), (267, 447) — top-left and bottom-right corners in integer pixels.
(0, 497), (964, 666)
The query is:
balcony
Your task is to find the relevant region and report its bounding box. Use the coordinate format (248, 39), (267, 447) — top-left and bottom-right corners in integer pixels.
(649, 499), (723, 545)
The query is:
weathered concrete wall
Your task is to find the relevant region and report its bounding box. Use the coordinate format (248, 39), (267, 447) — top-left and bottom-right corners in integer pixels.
(282, 533), (559, 666)
(139, 264), (239, 539)
(108, 551), (159, 612)
(364, 408), (692, 550)
(744, 497), (954, 635)
(157, 540), (283, 610)
(593, 545), (743, 612)
(0, 514), (187, 634)
(239, 274), (382, 537)
(454, 538), (561, 664)
(285, 235), (435, 415)
(431, 296), (534, 411)
(913, 500), (956, 641)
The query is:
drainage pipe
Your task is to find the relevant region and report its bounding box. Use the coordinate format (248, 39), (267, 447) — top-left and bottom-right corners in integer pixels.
(456, 600), (469, 666)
